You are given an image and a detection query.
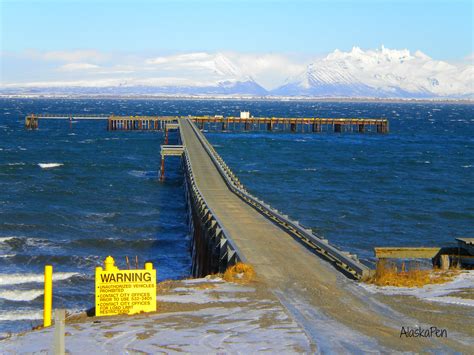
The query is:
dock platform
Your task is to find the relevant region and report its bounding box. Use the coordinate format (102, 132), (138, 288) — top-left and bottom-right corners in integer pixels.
(25, 114), (389, 133)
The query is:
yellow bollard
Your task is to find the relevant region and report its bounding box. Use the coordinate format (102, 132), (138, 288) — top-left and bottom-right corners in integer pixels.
(144, 261), (153, 270)
(43, 265), (53, 327)
(104, 255), (118, 271)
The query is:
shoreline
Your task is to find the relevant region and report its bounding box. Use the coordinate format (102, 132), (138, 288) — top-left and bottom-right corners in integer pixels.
(1, 272), (473, 352)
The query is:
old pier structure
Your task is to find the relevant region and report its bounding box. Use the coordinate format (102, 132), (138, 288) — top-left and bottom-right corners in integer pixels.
(25, 114), (389, 134)
(24, 112), (388, 279)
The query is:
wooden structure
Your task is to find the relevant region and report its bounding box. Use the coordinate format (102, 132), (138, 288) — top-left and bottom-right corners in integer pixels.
(25, 114), (39, 129)
(374, 247), (441, 259)
(193, 116), (389, 133)
(25, 114), (389, 133)
(375, 241), (474, 269)
(456, 238), (474, 256)
(107, 116), (177, 131)
(160, 145), (184, 181)
(164, 122), (180, 144)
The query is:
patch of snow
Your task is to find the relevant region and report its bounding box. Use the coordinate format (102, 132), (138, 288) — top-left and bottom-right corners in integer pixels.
(1, 279), (312, 353)
(359, 271), (474, 307)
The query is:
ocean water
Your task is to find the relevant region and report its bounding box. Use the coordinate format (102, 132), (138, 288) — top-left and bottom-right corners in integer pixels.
(0, 98), (473, 334)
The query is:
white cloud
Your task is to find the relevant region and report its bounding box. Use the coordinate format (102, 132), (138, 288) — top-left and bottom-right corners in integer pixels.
(24, 49), (107, 63)
(144, 52), (307, 89)
(227, 53), (307, 89)
(57, 63), (100, 71)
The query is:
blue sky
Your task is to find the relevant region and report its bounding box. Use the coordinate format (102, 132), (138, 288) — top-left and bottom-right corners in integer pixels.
(1, 0), (472, 88)
(2, 0), (472, 59)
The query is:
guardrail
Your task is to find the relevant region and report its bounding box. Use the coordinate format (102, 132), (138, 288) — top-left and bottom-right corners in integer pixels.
(184, 118), (372, 280)
(181, 140), (245, 276)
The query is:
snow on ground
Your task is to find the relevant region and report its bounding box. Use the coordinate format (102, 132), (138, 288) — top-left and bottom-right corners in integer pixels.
(1, 277), (313, 353)
(359, 271), (474, 307)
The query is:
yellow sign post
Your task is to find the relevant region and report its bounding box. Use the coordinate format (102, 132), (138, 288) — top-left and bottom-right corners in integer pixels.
(95, 256), (156, 317)
(43, 265), (53, 327)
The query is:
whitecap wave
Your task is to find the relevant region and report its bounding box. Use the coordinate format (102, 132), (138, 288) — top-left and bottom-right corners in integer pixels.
(38, 163), (63, 169)
(0, 236), (55, 249)
(128, 170), (155, 178)
(7, 163), (25, 166)
(0, 254), (15, 258)
(0, 289), (43, 302)
(0, 272), (80, 286)
(0, 310), (43, 321)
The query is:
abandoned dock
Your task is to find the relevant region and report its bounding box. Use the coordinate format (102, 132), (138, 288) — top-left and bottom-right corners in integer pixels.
(25, 113), (389, 133)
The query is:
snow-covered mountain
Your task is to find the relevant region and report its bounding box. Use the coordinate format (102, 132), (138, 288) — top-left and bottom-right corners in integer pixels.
(2, 48), (472, 98)
(1, 52), (267, 96)
(273, 46), (473, 98)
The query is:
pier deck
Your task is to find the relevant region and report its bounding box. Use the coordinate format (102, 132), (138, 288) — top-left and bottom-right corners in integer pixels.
(178, 118), (406, 348)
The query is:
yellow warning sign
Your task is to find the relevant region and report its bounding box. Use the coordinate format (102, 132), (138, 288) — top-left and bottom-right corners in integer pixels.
(95, 256), (156, 317)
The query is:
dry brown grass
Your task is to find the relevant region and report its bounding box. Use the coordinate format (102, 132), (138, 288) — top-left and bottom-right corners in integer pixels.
(223, 262), (255, 284)
(156, 280), (180, 294)
(368, 260), (459, 288)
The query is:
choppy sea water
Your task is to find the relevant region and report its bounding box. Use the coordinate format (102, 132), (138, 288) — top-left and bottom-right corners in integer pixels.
(0, 98), (473, 334)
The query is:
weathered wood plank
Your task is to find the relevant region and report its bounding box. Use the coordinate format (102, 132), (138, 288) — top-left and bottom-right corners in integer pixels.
(374, 247), (441, 259)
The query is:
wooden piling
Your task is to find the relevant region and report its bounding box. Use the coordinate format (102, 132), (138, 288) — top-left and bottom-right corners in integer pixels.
(440, 255), (450, 270)
(160, 157), (165, 181)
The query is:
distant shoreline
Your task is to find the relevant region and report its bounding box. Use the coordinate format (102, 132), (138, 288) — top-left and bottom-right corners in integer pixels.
(0, 94), (473, 104)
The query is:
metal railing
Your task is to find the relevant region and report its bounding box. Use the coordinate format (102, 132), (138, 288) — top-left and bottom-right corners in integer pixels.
(181, 139), (245, 274)
(185, 118), (372, 280)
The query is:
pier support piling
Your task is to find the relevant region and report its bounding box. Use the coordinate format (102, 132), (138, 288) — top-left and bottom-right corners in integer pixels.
(160, 157), (165, 181)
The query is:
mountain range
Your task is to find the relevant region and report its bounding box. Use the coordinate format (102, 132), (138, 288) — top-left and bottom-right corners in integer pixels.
(2, 47), (472, 99)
